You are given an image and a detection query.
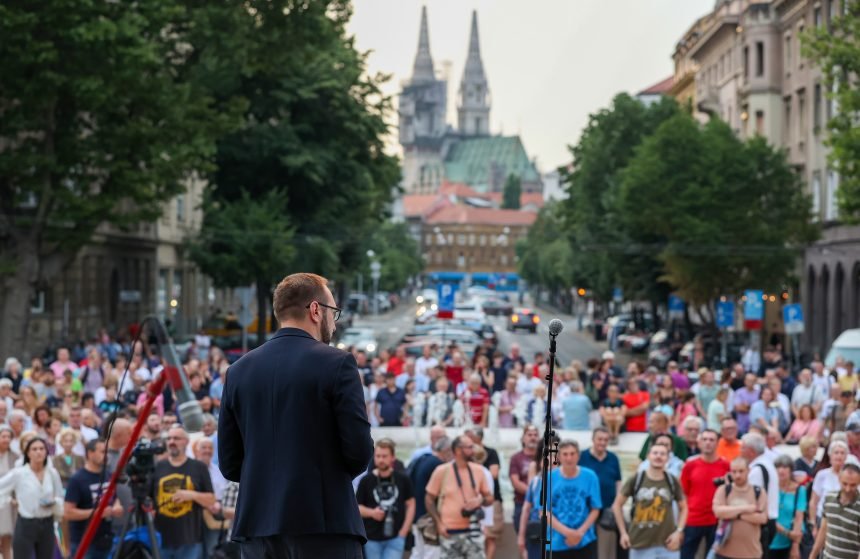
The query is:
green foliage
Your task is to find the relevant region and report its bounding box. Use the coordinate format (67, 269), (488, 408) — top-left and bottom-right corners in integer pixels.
(0, 0), (228, 246)
(502, 174), (522, 209)
(803, 3), (860, 219)
(200, 0), (401, 293)
(559, 93), (680, 302)
(367, 222), (423, 293)
(517, 202), (574, 292)
(620, 112), (818, 309)
(187, 190), (295, 290)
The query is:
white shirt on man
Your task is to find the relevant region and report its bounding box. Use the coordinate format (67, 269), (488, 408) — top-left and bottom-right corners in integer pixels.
(791, 383), (826, 410)
(415, 356), (439, 377)
(749, 455), (779, 520)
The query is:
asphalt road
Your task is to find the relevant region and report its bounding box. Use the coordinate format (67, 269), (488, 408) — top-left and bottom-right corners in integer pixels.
(354, 297), (612, 367)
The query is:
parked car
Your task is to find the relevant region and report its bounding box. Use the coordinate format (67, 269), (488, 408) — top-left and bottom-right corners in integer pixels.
(482, 298), (514, 316)
(508, 308), (540, 333)
(346, 294), (369, 315)
(335, 327), (378, 356)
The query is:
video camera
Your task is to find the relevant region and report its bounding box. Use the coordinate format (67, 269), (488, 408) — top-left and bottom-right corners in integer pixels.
(125, 438), (165, 486)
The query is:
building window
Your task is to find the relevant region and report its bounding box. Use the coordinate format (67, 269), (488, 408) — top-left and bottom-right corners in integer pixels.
(812, 171), (821, 220)
(755, 110), (765, 135)
(425, 234), (433, 246)
(479, 234), (486, 246)
(814, 5), (822, 26)
(447, 233), (453, 245)
(797, 89), (806, 140)
(468, 234), (475, 246)
(828, 82), (838, 119)
(755, 42), (764, 76)
(813, 83), (822, 130)
(826, 171), (839, 221)
(743, 46), (750, 78)
(176, 194), (185, 222)
(784, 97), (792, 144)
(797, 24), (805, 68)
(784, 35), (792, 74)
(828, 0), (836, 25)
(456, 234), (465, 246)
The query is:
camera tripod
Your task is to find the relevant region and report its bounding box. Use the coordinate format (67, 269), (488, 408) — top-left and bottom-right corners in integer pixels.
(112, 490), (161, 559)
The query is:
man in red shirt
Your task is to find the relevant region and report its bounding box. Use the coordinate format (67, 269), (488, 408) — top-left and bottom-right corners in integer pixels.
(445, 351), (466, 387)
(461, 373), (490, 427)
(679, 428), (730, 559)
(386, 345), (406, 376)
(622, 377), (650, 432)
(532, 352), (545, 378)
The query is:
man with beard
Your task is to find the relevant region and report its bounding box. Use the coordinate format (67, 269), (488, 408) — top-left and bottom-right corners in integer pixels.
(152, 426), (215, 559)
(219, 273), (372, 558)
(509, 424), (540, 535)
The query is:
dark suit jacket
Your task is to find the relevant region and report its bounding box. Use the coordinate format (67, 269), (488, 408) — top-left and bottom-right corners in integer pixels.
(218, 327), (373, 542)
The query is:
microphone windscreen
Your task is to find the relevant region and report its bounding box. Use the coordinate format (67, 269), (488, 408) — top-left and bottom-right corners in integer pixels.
(548, 319), (564, 337)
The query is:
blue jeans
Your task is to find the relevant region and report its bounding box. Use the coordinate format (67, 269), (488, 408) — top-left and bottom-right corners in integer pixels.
(513, 502), (524, 534)
(364, 536), (405, 559)
(161, 543), (203, 559)
(681, 525), (716, 559)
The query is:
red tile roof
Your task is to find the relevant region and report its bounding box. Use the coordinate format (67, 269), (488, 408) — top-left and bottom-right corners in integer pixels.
(402, 195), (441, 218)
(425, 205), (538, 226)
(439, 180), (482, 198)
(639, 76), (674, 95)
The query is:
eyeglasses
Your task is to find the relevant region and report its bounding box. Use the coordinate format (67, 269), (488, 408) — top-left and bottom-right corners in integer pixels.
(306, 301), (342, 322)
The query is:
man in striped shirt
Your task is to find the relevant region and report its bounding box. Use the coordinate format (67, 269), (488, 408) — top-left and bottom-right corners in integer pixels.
(811, 455), (860, 559)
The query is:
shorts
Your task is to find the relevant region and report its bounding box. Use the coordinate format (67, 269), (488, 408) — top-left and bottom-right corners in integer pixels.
(484, 501), (505, 539)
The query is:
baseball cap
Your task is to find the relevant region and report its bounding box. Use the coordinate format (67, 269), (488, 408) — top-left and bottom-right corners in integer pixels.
(846, 419), (860, 433)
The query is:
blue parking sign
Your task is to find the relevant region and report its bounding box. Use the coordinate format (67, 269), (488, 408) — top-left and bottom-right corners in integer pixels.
(437, 283), (455, 319)
(783, 303), (804, 334)
(716, 301), (735, 329)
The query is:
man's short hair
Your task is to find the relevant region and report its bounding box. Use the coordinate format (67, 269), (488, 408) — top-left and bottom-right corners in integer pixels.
(683, 416), (704, 431)
(85, 438), (105, 455)
(375, 438), (396, 455)
(432, 436), (451, 453)
(272, 273), (329, 323)
(741, 432), (766, 455)
(451, 435), (471, 452)
(558, 440), (579, 452)
(592, 426), (610, 439)
(700, 429), (719, 439)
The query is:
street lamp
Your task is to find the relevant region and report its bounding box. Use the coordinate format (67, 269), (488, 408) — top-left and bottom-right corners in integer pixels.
(369, 251), (381, 315)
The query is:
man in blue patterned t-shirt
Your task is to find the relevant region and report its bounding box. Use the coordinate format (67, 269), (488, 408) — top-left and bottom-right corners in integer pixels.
(547, 440), (602, 559)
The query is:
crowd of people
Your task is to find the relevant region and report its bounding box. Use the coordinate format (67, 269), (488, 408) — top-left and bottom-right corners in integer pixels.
(1, 324), (860, 559)
(0, 338), (232, 559)
(350, 336), (860, 559)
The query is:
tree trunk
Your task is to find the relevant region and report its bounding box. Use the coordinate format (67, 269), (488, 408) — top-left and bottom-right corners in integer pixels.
(0, 238), (40, 361)
(255, 279), (268, 348)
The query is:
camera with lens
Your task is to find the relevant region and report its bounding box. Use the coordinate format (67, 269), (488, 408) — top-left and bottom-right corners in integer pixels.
(461, 507), (486, 521)
(713, 474), (733, 487)
(126, 438), (166, 486)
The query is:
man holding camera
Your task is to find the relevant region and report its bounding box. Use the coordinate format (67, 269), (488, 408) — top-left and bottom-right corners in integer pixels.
(425, 435), (493, 559)
(356, 439), (416, 559)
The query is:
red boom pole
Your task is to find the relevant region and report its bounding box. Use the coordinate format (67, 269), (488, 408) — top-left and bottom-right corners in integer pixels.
(72, 372), (168, 559)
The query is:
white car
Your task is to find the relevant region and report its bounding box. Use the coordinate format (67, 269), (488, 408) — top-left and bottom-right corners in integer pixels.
(335, 327), (378, 356)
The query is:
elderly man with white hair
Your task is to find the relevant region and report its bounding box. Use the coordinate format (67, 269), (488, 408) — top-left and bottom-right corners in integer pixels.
(682, 416), (704, 457)
(0, 378), (14, 412)
(741, 431), (779, 558)
(6, 410), (28, 455)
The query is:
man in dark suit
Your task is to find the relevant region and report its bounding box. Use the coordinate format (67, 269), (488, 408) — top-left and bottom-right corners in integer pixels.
(218, 273), (373, 558)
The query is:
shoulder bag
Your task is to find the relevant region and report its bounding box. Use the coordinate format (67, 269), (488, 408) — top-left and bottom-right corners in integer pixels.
(415, 464), (450, 546)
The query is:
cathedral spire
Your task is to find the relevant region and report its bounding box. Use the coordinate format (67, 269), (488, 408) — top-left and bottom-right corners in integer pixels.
(458, 10), (490, 136)
(463, 10), (486, 83)
(411, 6), (435, 83)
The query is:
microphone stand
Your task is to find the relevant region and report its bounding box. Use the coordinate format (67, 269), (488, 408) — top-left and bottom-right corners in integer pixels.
(539, 330), (559, 559)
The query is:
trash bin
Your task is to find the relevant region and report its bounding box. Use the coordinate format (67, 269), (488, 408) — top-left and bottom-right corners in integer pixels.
(593, 320), (605, 341)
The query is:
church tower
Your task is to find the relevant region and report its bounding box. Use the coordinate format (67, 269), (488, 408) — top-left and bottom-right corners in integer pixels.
(457, 11), (491, 137)
(399, 6), (448, 194)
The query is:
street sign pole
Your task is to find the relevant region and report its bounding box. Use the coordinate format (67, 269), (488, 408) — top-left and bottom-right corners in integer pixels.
(716, 300), (735, 368)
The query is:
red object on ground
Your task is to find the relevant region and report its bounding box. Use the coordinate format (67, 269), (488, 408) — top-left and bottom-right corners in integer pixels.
(437, 310), (454, 319)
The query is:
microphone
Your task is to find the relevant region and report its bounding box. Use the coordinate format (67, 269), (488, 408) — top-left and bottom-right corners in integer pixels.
(548, 319), (564, 338)
(149, 318), (205, 432)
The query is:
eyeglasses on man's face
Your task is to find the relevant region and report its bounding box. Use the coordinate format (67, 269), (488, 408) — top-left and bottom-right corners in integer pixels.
(306, 301), (342, 322)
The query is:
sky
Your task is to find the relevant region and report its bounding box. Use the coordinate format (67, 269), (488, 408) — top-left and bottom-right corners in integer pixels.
(348, 0), (714, 172)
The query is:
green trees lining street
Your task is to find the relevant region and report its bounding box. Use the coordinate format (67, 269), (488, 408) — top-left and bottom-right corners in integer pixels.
(0, 0), (409, 355)
(519, 95), (818, 325)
